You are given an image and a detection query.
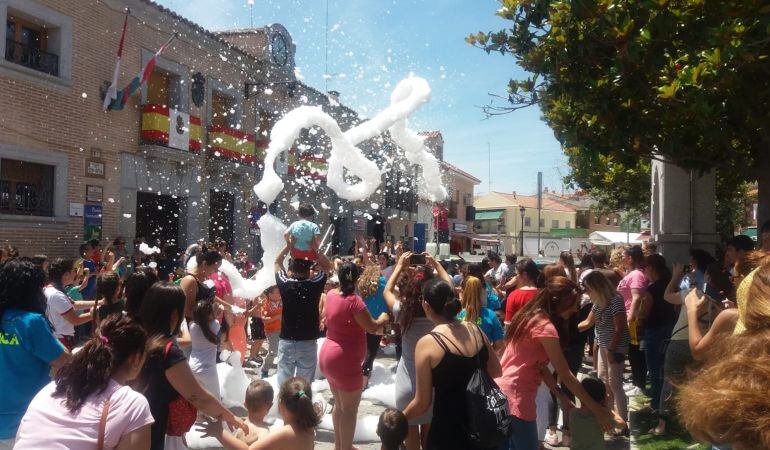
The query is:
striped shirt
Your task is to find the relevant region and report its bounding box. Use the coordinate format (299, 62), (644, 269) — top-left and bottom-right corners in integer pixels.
(592, 294), (630, 350)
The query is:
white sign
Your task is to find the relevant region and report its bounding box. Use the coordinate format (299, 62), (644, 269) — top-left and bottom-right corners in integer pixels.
(69, 202), (84, 217)
(168, 108), (190, 151)
(453, 222), (468, 232)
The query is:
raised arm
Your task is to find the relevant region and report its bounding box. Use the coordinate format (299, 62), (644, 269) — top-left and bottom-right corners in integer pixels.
(274, 245), (290, 274)
(384, 252), (411, 311)
(664, 263), (685, 305)
(685, 290), (738, 360)
(425, 253), (452, 285)
(315, 247), (333, 274)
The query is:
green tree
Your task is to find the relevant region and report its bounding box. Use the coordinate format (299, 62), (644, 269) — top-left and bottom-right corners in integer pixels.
(468, 0), (770, 226)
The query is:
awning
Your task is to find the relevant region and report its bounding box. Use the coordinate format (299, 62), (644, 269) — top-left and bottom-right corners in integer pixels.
(474, 209), (504, 220)
(588, 231), (643, 245)
(549, 228), (588, 238)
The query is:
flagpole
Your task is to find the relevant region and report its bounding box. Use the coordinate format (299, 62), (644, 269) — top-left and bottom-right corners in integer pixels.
(103, 8), (130, 111)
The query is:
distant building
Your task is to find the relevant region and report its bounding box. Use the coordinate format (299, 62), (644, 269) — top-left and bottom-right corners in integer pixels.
(474, 191), (583, 256)
(542, 190), (624, 233)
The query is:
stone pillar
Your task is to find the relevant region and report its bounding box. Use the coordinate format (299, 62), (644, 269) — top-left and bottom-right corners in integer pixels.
(650, 158), (720, 265)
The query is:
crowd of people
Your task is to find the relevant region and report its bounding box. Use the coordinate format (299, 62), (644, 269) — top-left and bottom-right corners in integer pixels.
(1, 217), (770, 450)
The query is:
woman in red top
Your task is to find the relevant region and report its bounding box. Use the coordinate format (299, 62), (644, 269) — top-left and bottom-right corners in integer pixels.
(318, 262), (389, 450)
(504, 258), (541, 324)
(496, 277), (615, 450)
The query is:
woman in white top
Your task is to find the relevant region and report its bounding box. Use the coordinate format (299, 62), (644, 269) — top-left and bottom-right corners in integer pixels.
(188, 299), (221, 399)
(15, 314), (154, 450)
(44, 258), (94, 350)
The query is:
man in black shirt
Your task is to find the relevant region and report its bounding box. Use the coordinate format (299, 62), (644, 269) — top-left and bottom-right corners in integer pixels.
(274, 243), (332, 387)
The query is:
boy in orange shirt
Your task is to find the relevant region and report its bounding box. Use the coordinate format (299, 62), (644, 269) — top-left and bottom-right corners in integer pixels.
(259, 285), (283, 379)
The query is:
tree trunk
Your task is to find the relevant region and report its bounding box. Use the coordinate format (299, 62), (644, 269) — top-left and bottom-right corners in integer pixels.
(756, 161), (770, 233)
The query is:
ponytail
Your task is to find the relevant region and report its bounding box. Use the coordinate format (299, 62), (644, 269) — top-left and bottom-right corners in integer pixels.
(338, 262), (360, 296)
(422, 278), (460, 321)
(53, 315), (147, 412)
(278, 376), (320, 430)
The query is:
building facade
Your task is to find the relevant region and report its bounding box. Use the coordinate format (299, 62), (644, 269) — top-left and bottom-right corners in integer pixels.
(474, 191), (580, 256)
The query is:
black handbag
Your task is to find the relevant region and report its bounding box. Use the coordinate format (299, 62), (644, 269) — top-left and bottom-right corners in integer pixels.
(464, 325), (512, 448)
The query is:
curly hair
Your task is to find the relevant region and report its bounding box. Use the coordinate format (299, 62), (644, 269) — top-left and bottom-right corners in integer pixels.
(395, 265), (434, 331)
(358, 265), (382, 300)
(53, 314), (146, 412)
(676, 329), (770, 449)
(0, 258), (47, 325)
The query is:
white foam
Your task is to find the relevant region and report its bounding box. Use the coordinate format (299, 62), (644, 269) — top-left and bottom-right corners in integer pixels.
(318, 414), (381, 443)
(253, 75), (447, 206)
(139, 243), (160, 255)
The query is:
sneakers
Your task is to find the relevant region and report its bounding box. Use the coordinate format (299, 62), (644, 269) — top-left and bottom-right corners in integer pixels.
(626, 386), (644, 396)
(544, 429), (560, 446)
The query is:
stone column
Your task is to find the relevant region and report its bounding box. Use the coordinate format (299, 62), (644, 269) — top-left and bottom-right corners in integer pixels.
(650, 158), (720, 265)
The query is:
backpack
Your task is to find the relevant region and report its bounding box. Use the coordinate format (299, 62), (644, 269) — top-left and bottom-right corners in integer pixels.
(464, 325), (512, 447)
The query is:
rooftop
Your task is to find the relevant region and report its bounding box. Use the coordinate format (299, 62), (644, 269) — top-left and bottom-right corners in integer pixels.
(475, 191), (576, 212)
(418, 130), (444, 140)
(442, 160), (481, 184)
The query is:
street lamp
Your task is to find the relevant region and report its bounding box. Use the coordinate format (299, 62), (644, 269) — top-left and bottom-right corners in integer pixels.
(519, 206), (526, 256)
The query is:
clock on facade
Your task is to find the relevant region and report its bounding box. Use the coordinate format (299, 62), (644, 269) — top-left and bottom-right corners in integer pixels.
(270, 32), (288, 67)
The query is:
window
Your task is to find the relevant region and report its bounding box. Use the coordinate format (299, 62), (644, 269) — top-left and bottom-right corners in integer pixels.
(539, 218), (545, 228)
(524, 217), (531, 227)
(551, 219), (559, 229)
(147, 69), (182, 110)
(384, 169), (417, 214)
(565, 220), (571, 229)
(613, 216), (619, 226)
(606, 216), (611, 225)
(0, 158), (54, 216)
(5, 15), (58, 76)
(211, 90), (238, 128)
(594, 215), (600, 225)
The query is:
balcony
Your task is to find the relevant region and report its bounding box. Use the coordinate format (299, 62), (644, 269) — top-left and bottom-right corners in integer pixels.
(4, 39), (58, 76)
(207, 125), (264, 166)
(140, 104), (201, 153)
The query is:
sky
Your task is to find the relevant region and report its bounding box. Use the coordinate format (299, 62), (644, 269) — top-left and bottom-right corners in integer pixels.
(155, 0), (569, 196)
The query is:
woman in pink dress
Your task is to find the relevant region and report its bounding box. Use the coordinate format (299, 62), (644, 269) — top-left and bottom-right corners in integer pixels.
(319, 262), (389, 450)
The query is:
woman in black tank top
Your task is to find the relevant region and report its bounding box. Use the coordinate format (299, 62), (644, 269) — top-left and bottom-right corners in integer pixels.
(403, 277), (502, 450)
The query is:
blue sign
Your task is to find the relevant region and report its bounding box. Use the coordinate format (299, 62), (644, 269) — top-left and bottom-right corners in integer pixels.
(414, 223), (427, 253)
(84, 204), (102, 226)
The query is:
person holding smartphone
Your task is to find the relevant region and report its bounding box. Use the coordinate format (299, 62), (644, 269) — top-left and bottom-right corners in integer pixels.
(683, 262), (738, 360)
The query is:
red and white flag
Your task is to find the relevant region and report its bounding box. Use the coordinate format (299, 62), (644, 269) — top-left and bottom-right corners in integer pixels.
(103, 8), (130, 111)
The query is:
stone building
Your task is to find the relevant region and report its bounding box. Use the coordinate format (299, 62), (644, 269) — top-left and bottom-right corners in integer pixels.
(0, 0), (301, 257)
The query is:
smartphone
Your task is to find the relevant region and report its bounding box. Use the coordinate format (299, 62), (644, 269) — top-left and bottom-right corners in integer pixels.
(703, 282), (726, 303)
(683, 265), (691, 273)
(409, 253), (426, 266)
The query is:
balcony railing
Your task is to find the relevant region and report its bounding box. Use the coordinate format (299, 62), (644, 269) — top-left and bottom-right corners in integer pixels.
(5, 39), (58, 76)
